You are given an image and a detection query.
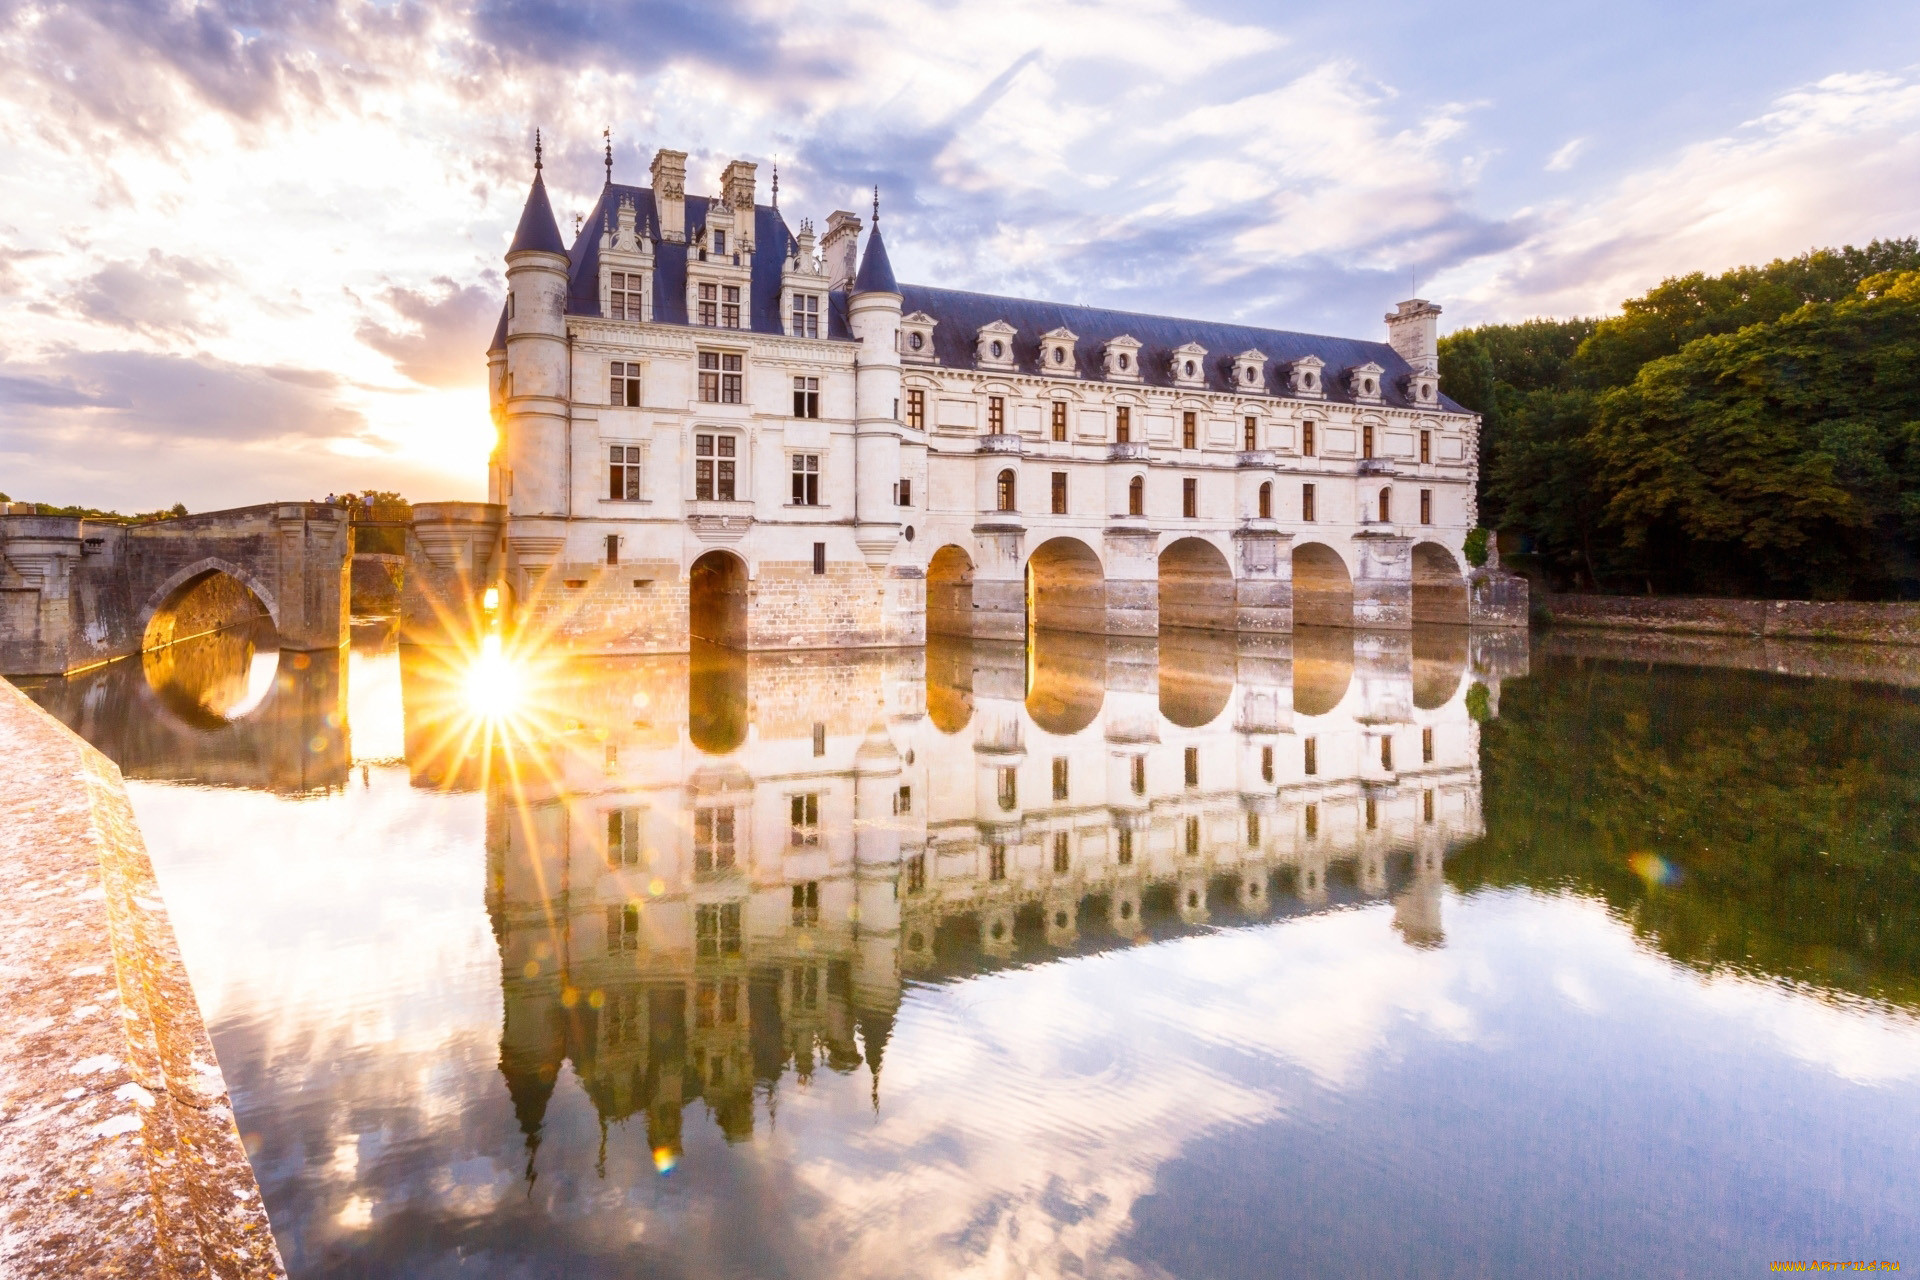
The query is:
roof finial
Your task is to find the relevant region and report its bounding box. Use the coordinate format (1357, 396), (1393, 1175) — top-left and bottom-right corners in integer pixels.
(872, 183), (880, 224)
(534, 128), (543, 172)
(771, 164), (779, 209)
(603, 127), (612, 187)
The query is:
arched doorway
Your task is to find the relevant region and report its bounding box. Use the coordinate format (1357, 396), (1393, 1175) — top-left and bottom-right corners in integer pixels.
(1025, 537), (1105, 636)
(927, 545), (975, 638)
(1412, 541), (1468, 625)
(1291, 542), (1353, 628)
(689, 550), (748, 648)
(1158, 537), (1234, 633)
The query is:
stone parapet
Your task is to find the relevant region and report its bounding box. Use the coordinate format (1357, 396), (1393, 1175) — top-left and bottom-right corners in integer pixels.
(1538, 593), (1920, 645)
(0, 676), (282, 1277)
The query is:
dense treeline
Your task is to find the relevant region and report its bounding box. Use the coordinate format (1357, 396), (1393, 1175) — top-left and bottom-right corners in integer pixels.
(1451, 657), (1920, 1008)
(1440, 240), (1920, 598)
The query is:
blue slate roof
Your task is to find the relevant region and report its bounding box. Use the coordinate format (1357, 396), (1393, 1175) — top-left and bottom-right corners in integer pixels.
(853, 223), (898, 294)
(896, 284), (1463, 412)
(562, 184), (853, 341)
(508, 172), (567, 256)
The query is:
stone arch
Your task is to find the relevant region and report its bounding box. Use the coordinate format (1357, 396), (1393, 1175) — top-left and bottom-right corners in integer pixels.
(1412, 540), (1468, 625)
(925, 635), (975, 734)
(140, 625), (280, 730)
(927, 544), (974, 638)
(689, 549), (749, 648)
(1025, 537), (1106, 636)
(1291, 541), (1354, 628)
(1158, 536), (1234, 633)
(139, 557), (279, 652)
(1292, 624), (1354, 717)
(1412, 623), (1469, 710)
(1159, 628), (1234, 728)
(1026, 629), (1104, 734)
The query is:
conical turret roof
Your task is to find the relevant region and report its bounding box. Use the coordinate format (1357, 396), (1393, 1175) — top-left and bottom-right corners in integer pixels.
(853, 222), (897, 294)
(509, 171), (567, 256)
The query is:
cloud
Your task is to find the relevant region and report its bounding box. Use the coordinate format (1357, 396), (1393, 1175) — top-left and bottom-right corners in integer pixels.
(354, 277), (501, 389)
(1544, 137), (1585, 171)
(66, 250), (232, 341)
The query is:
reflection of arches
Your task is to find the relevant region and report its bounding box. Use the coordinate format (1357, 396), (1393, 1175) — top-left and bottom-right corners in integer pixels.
(1292, 625), (1354, 716)
(1025, 537), (1105, 635)
(1159, 629), (1233, 727)
(141, 620), (279, 729)
(1412, 624), (1469, 710)
(1412, 541), (1468, 625)
(1158, 537), (1233, 633)
(140, 560), (277, 652)
(927, 545), (974, 639)
(1025, 630), (1104, 734)
(689, 640), (748, 754)
(1292, 542), (1353, 628)
(689, 550), (748, 648)
(924, 635), (974, 734)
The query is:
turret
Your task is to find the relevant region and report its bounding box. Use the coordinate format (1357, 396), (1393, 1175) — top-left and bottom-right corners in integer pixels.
(848, 198), (904, 565)
(1385, 298), (1442, 375)
(502, 134), (573, 594)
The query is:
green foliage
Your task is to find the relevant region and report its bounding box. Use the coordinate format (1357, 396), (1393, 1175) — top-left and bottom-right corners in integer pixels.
(1462, 527), (1490, 568)
(1464, 681), (1490, 723)
(13, 500), (189, 523)
(1451, 657), (1920, 1008)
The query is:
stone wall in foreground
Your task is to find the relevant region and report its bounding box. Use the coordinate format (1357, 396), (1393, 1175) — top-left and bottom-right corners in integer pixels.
(0, 677), (283, 1278)
(1538, 593), (1920, 646)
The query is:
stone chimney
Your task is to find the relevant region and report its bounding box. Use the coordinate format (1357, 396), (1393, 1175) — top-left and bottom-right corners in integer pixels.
(650, 148), (687, 244)
(1385, 298), (1442, 375)
(822, 209), (863, 291)
(720, 159), (757, 252)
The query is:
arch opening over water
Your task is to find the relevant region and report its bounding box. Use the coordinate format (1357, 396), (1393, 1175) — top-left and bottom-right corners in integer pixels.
(927, 545), (975, 639)
(1412, 541), (1469, 625)
(1158, 537), (1234, 634)
(690, 550), (749, 648)
(1026, 537), (1105, 636)
(1292, 542), (1354, 629)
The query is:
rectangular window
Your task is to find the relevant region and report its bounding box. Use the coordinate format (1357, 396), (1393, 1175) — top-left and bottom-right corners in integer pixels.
(609, 360), (641, 406)
(712, 230), (726, 255)
(1184, 815), (1200, 855)
(1302, 421), (1315, 457)
(789, 792), (820, 847)
(812, 722), (826, 757)
(1363, 424), (1375, 459)
(1420, 488), (1432, 524)
(1381, 736), (1394, 771)
(906, 852), (926, 893)
(1050, 471), (1068, 515)
(906, 388), (925, 430)
(1052, 832), (1070, 875)
(1247, 812), (1261, 848)
(1115, 406), (1132, 443)
(698, 282), (718, 327)
(1131, 755), (1146, 796)
(1184, 746), (1199, 788)
(1117, 828), (1134, 865)
(989, 844), (1007, 882)
(721, 352), (742, 403)
(812, 542), (826, 575)
(1052, 757), (1069, 801)
(1182, 477), (1198, 519)
(793, 376), (820, 419)
(1420, 430), (1431, 464)
(722, 284), (741, 329)
(694, 806), (735, 874)
(1305, 803), (1318, 840)
(698, 350), (720, 401)
(1424, 789), (1435, 823)
(895, 784), (912, 815)
(606, 807), (642, 868)
(604, 989), (639, 1047)
(792, 964), (818, 1011)
(1304, 737), (1318, 776)
(1261, 745), (1274, 783)
(1051, 401), (1068, 442)
(997, 767), (1018, 812)
(1302, 483), (1316, 522)
(791, 293), (819, 338)
(791, 453), (820, 505)
(1423, 727), (1435, 763)
(606, 903), (639, 953)
(988, 396), (1005, 433)
(1182, 411), (1197, 450)
(608, 445), (643, 500)
(1244, 416), (1258, 451)
(605, 533), (620, 565)
(694, 434), (736, 501)
(609, 272), (645, 322)
(696, 902), (742, 957)
(791, 881), (820, 928)
(1366, 797), (1378, 830)
(897, 478), (912, 506)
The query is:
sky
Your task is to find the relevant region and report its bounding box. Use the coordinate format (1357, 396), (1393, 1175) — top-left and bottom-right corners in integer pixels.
(1, 0), (1917, 512)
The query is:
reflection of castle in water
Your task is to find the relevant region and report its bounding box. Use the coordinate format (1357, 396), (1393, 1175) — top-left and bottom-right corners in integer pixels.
(442, 625), (1529, 1166)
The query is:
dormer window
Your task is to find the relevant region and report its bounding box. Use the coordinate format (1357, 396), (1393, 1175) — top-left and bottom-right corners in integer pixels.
(1233, 349), (1268, 392)
(1170, 342), (1208, 389)
(901, 311), (939, 362)
(991, 340), (1005, 359)
(1349, 361), (1385, 402)
(1288, 355), (1326, 398)
(1103, 335), (1143, 382)
(975, 320), (1018, 370)
(910, 332), (925, 351)
(610, 272), (645, 321)
(1119, 353), (1131, 370)
(1406, 372), (1439, 405)
(790, 293), (820, 338)
(1039, 326), (1078, 377)
(712, 229), (727, 255)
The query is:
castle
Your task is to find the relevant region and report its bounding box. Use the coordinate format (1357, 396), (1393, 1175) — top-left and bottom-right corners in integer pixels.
(488, 142), (1518, 651)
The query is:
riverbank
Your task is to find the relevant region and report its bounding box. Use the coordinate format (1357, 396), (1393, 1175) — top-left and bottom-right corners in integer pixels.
(1536, 593), (1920, 646)
(0, 677), (283, 1277)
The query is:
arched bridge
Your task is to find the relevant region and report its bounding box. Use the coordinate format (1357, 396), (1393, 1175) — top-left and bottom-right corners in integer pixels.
(0, 503), (351, 676)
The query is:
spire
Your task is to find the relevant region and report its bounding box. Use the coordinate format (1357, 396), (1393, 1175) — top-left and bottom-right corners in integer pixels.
(872, 183), (879, 224)
(603, 127), (612, 187)
(771, 164), (779, 209)
(508, 137), (567, 256)
(852, 215), (897, 294)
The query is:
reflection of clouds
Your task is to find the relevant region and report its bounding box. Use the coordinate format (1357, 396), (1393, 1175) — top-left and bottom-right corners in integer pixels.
(1691, 975), (1920, 1088)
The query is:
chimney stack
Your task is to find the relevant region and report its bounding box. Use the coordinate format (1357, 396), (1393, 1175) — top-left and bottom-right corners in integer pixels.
(822, 209), (863, 291)
(650, 148), (687, 244)
(1385, 299), (1442, 375)
(720, 159), (757, 251)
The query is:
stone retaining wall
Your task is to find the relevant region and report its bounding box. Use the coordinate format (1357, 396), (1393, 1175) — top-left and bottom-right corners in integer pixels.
(1538, 593), (1920, 646)
(0, 677), (283, 1277)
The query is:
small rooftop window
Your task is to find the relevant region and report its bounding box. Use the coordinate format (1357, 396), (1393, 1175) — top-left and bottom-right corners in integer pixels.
(909, 332), (924, 351)
(1118, 353), (1130, 370)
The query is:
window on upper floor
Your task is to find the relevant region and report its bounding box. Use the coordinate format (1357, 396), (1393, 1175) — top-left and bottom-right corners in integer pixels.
(895, 784), (912, 815)
(1420, 488), (1432, 524)
(789, 792), (820, 847)
(1304, 736), (1318, 775)
(606, 807), (643, 868)
(1131, 755), (1147, 796)
(610, 272), (645, 322)
(1182, 411), (1197, 450)
(1420, 429), (1432, 464)
(793, 376), (820, 419)
(1184, 746), (1199, 788)
(791, 453), (820, 506)
(996, 468), (1016, 513)
(1182, 477), (1198, 518)
(1051, 401), (1068, 442)
(722, 285), (741, 329)
(1052, 831), (1070, 874)
(1128, 475), (1144, 517)
(1303, 482), (1316, 522)
(1052, 757), (1069, 801)
(791, 880), (819, 928)
(1378, 486), (1392, 522)
(1363, 424), (1376, 459)
(906, 388), (925, 430)
(605, 533), (620, 565)
(695, 902), (741, 958)
(996, 768), (1018, 813)
(988, 396), (1005, 433)
(791, 293), (819, 339)
(1116, 405), (1132, 443)
(1423, 726), (1435, 763)
(1261, 744), (1274, 782)
(1116, 827), (1134, 865)
(1247, 813), (1261, 848)
(698, 282), (718, 326)
(695, 806), (735, 874)
(697, 350), (742, 403)
(1244, 416), (1258, 451)
(1303, 421), (1316, 457)
(694, 433), (737, 501)
(1258, 481), (1272, 519)
(609, 361), (641, 407)
(1050, 471), (1067, 515)
(712, 229), (728, 255)
(606, 903), (639, 953)
(608, 445), (643, 501)
(896, 478), (912, 506)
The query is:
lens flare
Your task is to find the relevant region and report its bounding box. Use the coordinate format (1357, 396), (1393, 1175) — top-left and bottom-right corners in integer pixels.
(465, 634), (524, 721)
(652, 1146), (678, 1175)
(1628, 852), (1682, 887)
